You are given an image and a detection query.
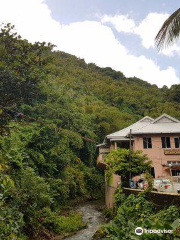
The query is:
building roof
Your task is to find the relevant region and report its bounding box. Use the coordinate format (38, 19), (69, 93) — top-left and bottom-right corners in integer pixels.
(105, 114), (180, 141)
(132, 123), (180, 135)
(133, 114), (180, 135)
(106, 116), (154, 140)
(152, 113), (180, 124)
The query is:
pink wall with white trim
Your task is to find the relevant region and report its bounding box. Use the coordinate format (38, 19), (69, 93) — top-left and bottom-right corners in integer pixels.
(133, 134), (180, 178)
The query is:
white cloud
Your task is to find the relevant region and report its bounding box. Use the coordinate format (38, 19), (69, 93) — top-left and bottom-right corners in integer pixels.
(134, 13), (169, 49)
(101, 12), (180, 57)
(101, 14), (135, 33)
(134, 13), (180, 57)
(57, 21), (179, 88)
(0, 0), (179, 87)
(0, 0), (61, 43)
(160, 44), (180, 57)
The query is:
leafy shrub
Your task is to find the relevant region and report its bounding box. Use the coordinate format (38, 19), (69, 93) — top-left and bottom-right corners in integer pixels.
(101, 193), (180, 240)
(114, 186), (126, 209)
(48, 178), (69, 206)
(55, 212), (86, 234)
(155, 206), (179, 225)
(64, 166), (87, 199)
(0, 165), (25, 239)
(102, 207), (114, 220)
(39, 207), (86, 235)
(11, 168), (52, 235)
(83, 166), (104, 199)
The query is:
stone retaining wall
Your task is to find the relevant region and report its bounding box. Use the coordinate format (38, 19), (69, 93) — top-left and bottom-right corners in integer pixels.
(123, 188), (180, 208)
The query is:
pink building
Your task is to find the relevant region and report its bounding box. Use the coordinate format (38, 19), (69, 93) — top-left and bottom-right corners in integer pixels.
(97, 114), (180, 207)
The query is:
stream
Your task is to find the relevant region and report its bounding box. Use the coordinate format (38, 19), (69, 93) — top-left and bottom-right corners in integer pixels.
(65, 200), (105, 240)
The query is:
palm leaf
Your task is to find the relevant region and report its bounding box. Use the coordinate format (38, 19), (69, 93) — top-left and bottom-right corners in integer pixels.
(155, 8), (180, 50)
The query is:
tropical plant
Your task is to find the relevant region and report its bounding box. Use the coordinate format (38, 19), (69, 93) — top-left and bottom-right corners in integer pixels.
(155, 7), (180, 50)
(100, 193), (180, 240)
(0, 163), (25, 239)
(104, 149), (152, 186)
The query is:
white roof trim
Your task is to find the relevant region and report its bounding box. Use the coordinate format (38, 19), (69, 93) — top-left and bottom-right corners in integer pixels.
(152, 113), (180, 124)
(110, 138), (133, 141)
(96, 143), (107, 147)
(139, 116), (154, 122)
(133, 131), (180, 135)
(107, 116), (153, 138)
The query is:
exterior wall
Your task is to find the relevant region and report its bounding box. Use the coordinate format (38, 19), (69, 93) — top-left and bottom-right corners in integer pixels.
(110, 142), (116, 150)
(97, 134), (180, 208)
(105, 173), (121, 208)
(133, 134), (180, 178)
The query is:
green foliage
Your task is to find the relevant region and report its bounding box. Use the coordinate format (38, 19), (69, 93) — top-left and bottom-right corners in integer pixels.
(39, 207), (86, 235)
(11, 168), (52, 234)
(1, 23), (180, 239)
(105, 149), (152, 186)
(0, 164), (25, 240)
(54, 212), (86, 234)
(0, 24), (53, 134)
(79, 164), (104, 199)
(101, 193), (180, 240)
(168, 84), (180, 103)
(144, 172), (154, 192)
(114, 187), (126, 209)
(155, 206), (179, 225)
(47, 178), (69, 205)
(115, 194), (153, 224)
(64, 166), (86, 198)
(102, 207), (114, 220)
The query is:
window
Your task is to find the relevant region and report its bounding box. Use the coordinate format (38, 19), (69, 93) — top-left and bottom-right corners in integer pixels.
(143, 137), (152, 149)
(167, 161), (180, 166)
(161, 137), (171, 148)
(174, 137), (180, 148)
(172, 170), (180, 176)
(117, 141), (130, 149)
(151, 167), (155, 178)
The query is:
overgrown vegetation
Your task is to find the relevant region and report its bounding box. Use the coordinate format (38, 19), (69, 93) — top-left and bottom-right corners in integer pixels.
(97, 191), (180, 239)
(0, 24), (104, 239)
(1, 23), (180, 239)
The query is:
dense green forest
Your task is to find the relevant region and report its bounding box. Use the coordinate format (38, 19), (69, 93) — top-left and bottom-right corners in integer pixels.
(1, 24), (180, 239)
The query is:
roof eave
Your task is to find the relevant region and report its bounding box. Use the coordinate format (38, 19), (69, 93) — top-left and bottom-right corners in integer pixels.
(133, 131), (180, 135)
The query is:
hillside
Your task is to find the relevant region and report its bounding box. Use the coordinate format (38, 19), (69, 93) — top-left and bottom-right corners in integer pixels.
(45, 51), (180, 140)
(1, 24), (180, 239)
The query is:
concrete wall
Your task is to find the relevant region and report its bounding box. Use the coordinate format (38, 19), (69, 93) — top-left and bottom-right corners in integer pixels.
(105, 186), (180, 209)
(105, 173), (121, 208)
(123, 188), (180, 209)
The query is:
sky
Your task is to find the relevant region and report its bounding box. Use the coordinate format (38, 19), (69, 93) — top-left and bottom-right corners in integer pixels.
(0, 0), (180, 88)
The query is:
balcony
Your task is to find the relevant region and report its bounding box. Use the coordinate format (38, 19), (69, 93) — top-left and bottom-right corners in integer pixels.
(99, 148), (110, 154)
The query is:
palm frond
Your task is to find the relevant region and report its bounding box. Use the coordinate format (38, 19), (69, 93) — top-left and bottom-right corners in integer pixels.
(155, 8), (180, 50)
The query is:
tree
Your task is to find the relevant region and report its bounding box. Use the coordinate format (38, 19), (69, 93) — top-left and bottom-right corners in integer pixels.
(169, 84), (180, 103)
(0, 23), (54, 134)
(155, 7), (180, 50)
(104, 148), (152, 186)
